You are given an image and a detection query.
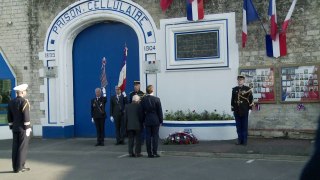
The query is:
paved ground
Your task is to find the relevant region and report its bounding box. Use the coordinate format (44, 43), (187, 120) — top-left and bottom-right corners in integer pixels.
(0, 137), (315, 180)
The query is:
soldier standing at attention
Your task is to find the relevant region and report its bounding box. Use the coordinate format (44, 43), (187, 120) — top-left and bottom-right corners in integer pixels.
(129, 81), (145, 103)
(7, 84), (31, 173)
(91, 88), (107, 146)
(231, 75), (253, 146)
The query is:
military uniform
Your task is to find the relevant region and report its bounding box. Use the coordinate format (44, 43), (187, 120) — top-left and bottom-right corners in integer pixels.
(129, 90), (145, 103)
(91, 96), (107, 146)
(7, 84), (31, 173)
(231, 84), (253, 145)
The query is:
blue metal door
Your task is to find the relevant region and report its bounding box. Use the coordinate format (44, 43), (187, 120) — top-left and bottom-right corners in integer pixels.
(73, 22), (139, 137)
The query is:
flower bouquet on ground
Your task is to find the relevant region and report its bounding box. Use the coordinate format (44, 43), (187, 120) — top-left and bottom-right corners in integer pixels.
(163, 131), (199, 145)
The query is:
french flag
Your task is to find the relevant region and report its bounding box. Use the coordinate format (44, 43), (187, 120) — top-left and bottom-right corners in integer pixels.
(186, 0), (204, 21)
(266, 33), (287, 58)
(118, 46), (128, 92)
(268, 0), (277, 41)
(242, 0), (259, 48)
(282, 0), (297, 32)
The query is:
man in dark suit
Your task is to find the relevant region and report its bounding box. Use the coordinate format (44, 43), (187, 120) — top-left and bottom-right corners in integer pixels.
(91, 88), (107, 146)
(110, 86), (127, 145)
(140, 85), (163, 158)
(129, 81), (146, 144)
(231, 75), (254, 146)
(124, 95), (143, 157)
(7, 84), (31, 173)
(129, 81), (145, 103)
(300, 117), (320, 179)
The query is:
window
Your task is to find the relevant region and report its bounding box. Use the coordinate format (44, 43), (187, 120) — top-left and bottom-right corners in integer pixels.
(0, 79), (12, 124)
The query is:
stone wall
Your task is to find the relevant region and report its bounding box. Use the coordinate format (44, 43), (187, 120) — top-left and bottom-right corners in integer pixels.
(1, 0), (319, 138)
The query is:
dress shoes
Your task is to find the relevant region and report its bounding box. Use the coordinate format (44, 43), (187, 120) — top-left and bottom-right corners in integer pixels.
(136, 153), (143, 157)
(95, 143), (100, 146)
(147, 155), (154, 158)
(153, 154), (160, 158)
(14, 167), (30, 173)
(129, 154), (136, 157)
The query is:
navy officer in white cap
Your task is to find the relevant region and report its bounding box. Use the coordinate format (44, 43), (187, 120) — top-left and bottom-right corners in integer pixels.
(7, 83), (31, 173)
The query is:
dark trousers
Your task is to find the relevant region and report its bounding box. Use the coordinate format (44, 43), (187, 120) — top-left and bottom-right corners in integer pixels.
(12, 131), (29, 171)
(145, 125), (159, 156)
(114, 115), (125, 143)
(94, 118), (105, 144)
(234, 112), (249, 144)
(127, 130), (141, 155)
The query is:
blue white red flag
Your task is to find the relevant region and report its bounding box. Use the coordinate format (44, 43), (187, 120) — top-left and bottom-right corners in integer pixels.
(186, 0), (204, 21)
(268, 0), (277, 41)
(118, 46), (128, 92)
(160, 0), (174, 12)
(282, 0), (297, 32)
(242, 0), (260, 48)
(100, 57), (108, 88)
(265, 33), (287, 58)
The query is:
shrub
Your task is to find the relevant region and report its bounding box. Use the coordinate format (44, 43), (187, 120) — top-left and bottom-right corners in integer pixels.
(164, 109), (234, 121)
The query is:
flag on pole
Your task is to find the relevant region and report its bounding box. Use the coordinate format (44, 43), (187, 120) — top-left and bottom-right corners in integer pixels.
(100, 57), (108, 88)
(265, 33), (287, 58)
(186, 0), (204, 21)
(282, 0), (297, 32)
(160, 0), (174, 12)
(268, 0), (277, 40)
(242, 0), (260, 48)
(118, 45), (128, 92)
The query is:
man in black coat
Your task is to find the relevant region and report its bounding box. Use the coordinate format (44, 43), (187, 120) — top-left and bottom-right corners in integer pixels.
(300, 117), (320, 179)
(91, 88), (107, 146)
(7, 84), (31, 173)
(231, 75), (254, 145)
(124, 95), (143, 157)
(110, 86), (127, 145)
(140, 85), (163, 158)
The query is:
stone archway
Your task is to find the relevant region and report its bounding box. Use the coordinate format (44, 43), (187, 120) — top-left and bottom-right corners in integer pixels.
(40, 0), (158, 138)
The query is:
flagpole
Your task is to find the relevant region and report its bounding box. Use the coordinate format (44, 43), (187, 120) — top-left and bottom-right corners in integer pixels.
(257, 15), (267, 35)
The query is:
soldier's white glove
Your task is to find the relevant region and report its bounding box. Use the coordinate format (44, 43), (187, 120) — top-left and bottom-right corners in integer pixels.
(122, 91), (126, 97)
(110, 116), (114, 123)
(91, 118), (94, 123)
(26, 128), (32, 137)
(249, 110), (252, 115)
(102, 88), (106, 97)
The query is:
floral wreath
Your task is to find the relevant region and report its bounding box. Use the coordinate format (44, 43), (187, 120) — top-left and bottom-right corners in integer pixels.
(163, 131), (199, 145)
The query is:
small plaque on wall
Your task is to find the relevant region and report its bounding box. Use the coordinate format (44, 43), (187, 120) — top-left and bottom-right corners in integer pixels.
(239, 67), (276, 103)
(280, 65), (319, 102)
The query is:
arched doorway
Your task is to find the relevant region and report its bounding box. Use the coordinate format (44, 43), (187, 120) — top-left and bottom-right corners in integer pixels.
(73, 22), (139, 137)
(41, 0), (158, 138)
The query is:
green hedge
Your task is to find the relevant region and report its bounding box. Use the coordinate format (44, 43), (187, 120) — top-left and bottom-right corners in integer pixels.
(164, 110), (234, 121)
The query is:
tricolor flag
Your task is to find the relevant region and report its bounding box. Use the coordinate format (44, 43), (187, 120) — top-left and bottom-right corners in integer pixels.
(118, 46), (128, 92)
(186, 0), (204, 21)
(242, 0), (260, 48)
(100, 57), (108, 88)
(282, 0), (297, 32)
(268, 0), (277, 40)
(266, 33), (287, 58)
(160, 0), (174, 12)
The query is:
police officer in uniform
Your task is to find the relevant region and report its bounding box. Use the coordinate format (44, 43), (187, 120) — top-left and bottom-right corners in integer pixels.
(91, 88), (107, 146)
(129, 81), (145, 103)
(7, 84), (31, 173)
(231, 75), (253, 145)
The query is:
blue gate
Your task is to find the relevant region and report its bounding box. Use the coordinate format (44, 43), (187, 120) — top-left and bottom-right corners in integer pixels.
(72, 22), (139, 137)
